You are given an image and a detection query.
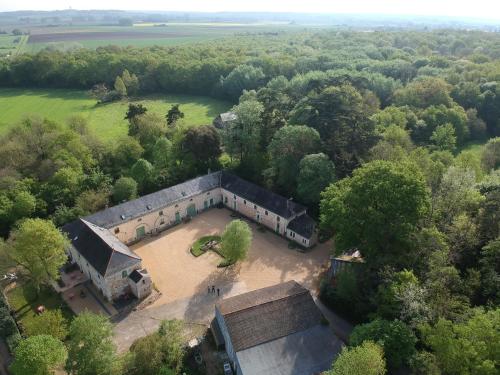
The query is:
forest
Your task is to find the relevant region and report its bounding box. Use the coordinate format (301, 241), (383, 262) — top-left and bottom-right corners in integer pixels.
(0, 28), (499, 374)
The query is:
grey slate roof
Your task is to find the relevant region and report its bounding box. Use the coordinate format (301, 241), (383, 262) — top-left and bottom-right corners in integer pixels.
(85, 172), (222, 228)
(216, 281), (323, 352)
(221, 173), (305, 219)
(236, 324), (342, 375)
(62, 219), (141, 277)
(287, 214), (316, 239)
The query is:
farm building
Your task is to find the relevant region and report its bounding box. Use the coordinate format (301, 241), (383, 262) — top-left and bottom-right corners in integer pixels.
(213, 111), (237, 129)
(212, 281), (343, 375)
(62, 171), (316, 301)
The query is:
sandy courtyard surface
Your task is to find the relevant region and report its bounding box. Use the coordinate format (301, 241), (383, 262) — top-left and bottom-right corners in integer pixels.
(132, 208), (331, 307)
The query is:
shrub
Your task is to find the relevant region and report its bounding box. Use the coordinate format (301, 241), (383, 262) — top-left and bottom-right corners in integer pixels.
(190, 235), (221, 257)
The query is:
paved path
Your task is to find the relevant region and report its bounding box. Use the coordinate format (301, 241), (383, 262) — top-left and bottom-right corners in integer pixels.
(112, 280), (354, 352)
(113, 281), (247, 352)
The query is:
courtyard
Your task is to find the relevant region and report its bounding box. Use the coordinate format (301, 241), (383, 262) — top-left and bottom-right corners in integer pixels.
(131, 208), (331, 308)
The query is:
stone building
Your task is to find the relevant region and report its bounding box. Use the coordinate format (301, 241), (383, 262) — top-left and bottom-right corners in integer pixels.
(63, 171), (316, 301)
(212, 281), (342, 375)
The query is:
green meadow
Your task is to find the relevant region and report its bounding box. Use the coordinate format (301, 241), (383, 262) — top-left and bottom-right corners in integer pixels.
(0, 88), (231, 141)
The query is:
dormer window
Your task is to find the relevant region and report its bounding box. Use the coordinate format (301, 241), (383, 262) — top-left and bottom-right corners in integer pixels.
(146, 205), (152, 210)
(120, 214), (126, 220)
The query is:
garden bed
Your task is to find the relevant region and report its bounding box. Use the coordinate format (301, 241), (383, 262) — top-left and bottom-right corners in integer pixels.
(190, 235), (221, 257)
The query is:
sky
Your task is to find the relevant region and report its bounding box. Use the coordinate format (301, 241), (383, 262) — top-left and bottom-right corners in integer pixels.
(1, 0), (500, 21)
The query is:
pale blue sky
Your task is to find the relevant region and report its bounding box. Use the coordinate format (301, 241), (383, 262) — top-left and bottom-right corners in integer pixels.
(1, 0), (499, 21)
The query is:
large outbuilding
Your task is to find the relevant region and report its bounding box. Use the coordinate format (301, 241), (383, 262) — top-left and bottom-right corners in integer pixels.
(212, 281), (343, 375)
(63, 171), (316, 301)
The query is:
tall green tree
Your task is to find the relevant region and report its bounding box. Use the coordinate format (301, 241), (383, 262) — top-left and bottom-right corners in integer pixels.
(8, 219), (68, 292)
(290, 84), (377, 176)
(328, 341), (386, 375)
(220, 220), (252, 264)
(112, 177), (138, 203)
(350, 319), (417, 369)
(297, 153), (336, 205)
(266, 126), (321, 194)
(114, 76), (127, 98)
(182, 125), (222, 171)
(10, 334), (67, 375)
(166, 104), (184, 126)
(320, 160), (430, 268)
(66, 312), (117, 375)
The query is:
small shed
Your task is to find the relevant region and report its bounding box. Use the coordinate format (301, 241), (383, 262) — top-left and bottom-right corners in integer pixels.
(128, 269), (152, 300)
(328, 249), (365, 279)
(213, 112), (237, 129)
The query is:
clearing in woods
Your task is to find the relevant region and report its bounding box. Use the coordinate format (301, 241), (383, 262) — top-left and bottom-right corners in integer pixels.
(0, 88), (231, 140)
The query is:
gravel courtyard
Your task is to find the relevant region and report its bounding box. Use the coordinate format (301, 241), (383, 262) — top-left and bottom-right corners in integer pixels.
(131, 208), (331, 307)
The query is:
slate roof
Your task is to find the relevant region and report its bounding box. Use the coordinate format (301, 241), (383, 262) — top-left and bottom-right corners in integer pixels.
(236, 325), (342, 375)
(129, 269), (145, 283)
(85, 172), (222, 228)
(62, 219), (141, 277)
(221, 173), (306, 219)
(216, 281), (323, 352)
(287, 214), (316, 239)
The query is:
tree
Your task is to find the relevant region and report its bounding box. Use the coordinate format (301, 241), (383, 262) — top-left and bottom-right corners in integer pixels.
(112, 177), (138, 203)
(481, 137), (500, 172)
(130, 159), (154, 190)
(478, 238), (500, 305)
(220, 220), (252, 263)
(182, 125), (222, 170)
(328, 341), (386, 375)
(66, 312), (116, 375)
(350, 319), (417, 369)
(393, 77), (453, 108)
(166, 104), (184, 126)
(267, 126), (321, 193)
(8, 219), (68, 292)
(10, 190), (36, 222)
(10, 334), (67, 375)
(222, 98), (264, 163)
(114, 76), (127, 98)
(129, 334), (164, 375)
(151, 137), (172, 171)
(26, 309), (68, 341)
(121, 70), (139, 96)
(430, 123), (457, 152)
(125, 103), (147, 122)
(297, 153), (336, 205)
(221, 64), (266, 100)
(320, 160), (430, 268)
(290, 84), (377, 176)
(421, 308), (499, 375)
(75, 190), (109, 214)
(89, 83), (110, 103)
(129, 113), (167, 148)
(158, 319), (185, 373)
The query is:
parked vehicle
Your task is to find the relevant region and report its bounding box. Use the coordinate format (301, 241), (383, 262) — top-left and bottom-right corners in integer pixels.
(223, 362), (233, 375)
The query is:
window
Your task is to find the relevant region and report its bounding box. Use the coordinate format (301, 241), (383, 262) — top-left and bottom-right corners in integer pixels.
(207, 192), (210, 195)
(138, 218), (142, 222)
(190, 198), (193, 201)
(265, 211), (268, 216)
(114, 228), (120, 234)
(254, 205), (257, 209)
(142, 279), (146, 285)
(233, 194), (236, 199)
(160, 219), (165, 225)
(159, 211), (163, 216)
(224, 197), (228, 203)
(122, 270), (128, 278)
(244, 200), (247, 205)
(277, 217), (280, 222)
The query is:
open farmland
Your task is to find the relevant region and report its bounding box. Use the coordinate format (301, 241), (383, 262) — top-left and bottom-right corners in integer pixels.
(0, 88), (231, 140)
(15, 22), (306, 52)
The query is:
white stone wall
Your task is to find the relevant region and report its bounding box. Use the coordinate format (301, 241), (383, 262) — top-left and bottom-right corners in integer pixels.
(111, 188), (223, 244)
(286, 229), (311, 248)
(66, 244), (140, 301)
(216, 307), (237, 366)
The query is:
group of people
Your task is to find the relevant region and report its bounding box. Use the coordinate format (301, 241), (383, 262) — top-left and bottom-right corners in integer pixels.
(208, 285), (221, 296)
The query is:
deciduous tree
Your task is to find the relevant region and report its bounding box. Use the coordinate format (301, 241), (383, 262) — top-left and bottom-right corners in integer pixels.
(328, 341), (386, 375)
(220, 220), (252, 263)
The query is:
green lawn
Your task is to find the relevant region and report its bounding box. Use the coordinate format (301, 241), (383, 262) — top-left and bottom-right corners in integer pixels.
(0, 88), (231, 141)
(190, 235), (221, 257)
(6, 282), (73, 334)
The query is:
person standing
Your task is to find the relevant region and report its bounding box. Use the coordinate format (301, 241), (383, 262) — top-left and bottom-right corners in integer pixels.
(217, 288), (220, 297)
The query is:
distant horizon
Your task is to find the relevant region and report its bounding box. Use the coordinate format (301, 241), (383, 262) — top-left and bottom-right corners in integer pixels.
(1, 0), (500, 22)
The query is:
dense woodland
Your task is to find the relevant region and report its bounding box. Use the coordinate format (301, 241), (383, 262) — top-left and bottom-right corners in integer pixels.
(0, 29), (499, 374)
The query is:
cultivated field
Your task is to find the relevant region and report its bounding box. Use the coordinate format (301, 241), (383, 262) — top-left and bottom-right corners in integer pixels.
(0, 23), (308, 53)
(0, 88), (231, 140)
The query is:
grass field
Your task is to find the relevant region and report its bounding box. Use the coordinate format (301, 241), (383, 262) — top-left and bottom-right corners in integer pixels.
(7, 282), (73, 335)
(0, 88), (231, 140)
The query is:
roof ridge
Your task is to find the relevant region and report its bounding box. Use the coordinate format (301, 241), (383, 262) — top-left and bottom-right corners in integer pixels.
(221, 285), (309, 316)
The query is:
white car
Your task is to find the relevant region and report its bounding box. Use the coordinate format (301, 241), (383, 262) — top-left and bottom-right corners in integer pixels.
(223, 362), (233, 375)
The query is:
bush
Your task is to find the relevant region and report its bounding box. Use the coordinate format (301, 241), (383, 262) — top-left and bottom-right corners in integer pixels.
(5, 331), (21, 353)
(190, 235), (221, 257)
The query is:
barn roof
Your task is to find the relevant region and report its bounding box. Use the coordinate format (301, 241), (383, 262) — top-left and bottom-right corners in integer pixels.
(216, 281), (323, 352)
(85, 172), (222, 228)
(220, 173), (305, 219)
(62, 219), (141, 277)
(287, 214), (316, 239)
